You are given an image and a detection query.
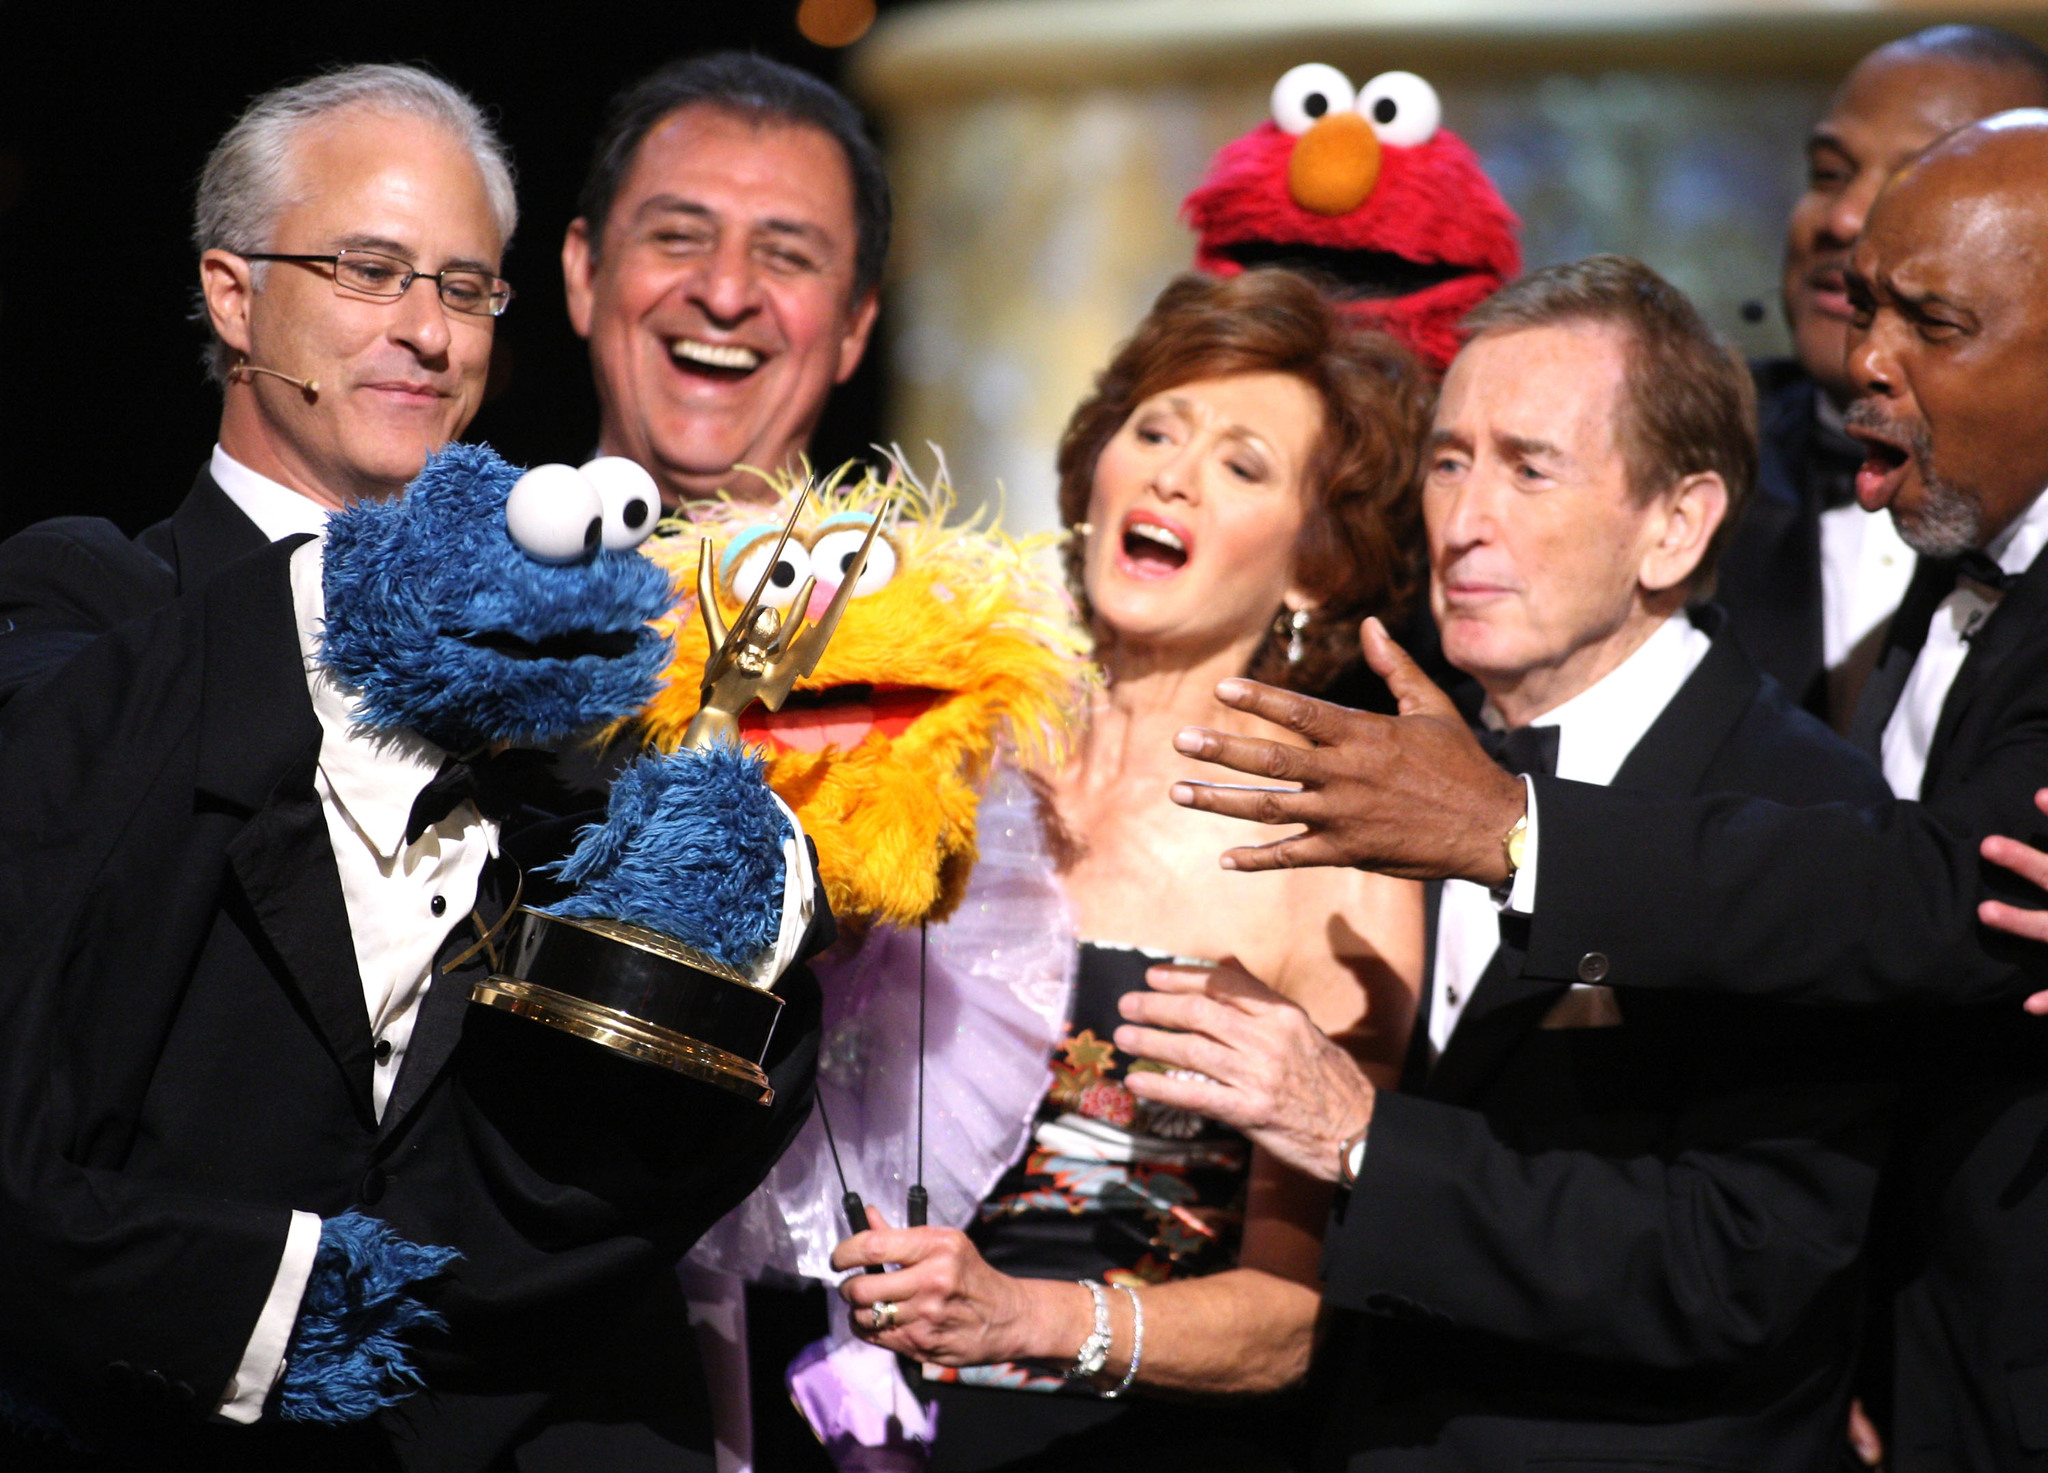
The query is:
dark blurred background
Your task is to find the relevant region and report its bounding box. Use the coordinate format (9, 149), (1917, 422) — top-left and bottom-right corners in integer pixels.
(0, 0), (902, 540)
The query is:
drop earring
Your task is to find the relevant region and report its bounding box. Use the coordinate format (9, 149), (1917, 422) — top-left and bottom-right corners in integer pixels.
(1281, 606), (1311, 665)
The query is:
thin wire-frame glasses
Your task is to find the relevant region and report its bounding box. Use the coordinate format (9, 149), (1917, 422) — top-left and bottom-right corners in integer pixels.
(238, 248), (514, 317)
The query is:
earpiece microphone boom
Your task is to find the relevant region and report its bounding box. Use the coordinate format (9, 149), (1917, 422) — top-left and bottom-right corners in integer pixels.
(232, 360), (320, 397)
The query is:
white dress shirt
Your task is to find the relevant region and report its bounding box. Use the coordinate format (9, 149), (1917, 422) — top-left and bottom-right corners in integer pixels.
(1819, 504), (1914, 676)
(216, 534), (498, 1422)
(209, 444), (332, 542)
(1431, 615), (1713, 1060)
(1881, 489), (2048, 801)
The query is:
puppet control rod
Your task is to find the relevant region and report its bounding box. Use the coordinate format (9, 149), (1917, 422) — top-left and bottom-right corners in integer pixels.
(724, 474), (924, 1260)
(823, 920), (930, 1273)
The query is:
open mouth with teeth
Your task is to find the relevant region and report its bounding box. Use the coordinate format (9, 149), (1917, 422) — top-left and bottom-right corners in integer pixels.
(1215, 240), (1479, 302)
(458, 628), (645, 662)
(738, 683), (947, 754)
(670, 337), (765, 382)
(1120, 519), (1189, 576)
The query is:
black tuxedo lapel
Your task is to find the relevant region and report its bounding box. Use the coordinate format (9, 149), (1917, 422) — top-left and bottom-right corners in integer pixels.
(1725, 488), (1819, 700)
(1718, 363), (1839, 711)
(137, 468), (269, 591)
(196, 541), (378, 1126)
(1401, 880), (1443, 1093)
(1419, 924), (1558, 1103)
(381, 855), (522, 1131)
(1424, 624), (1755, 1105)
(1925, 542), (2048, 782)
(1607, 625), (1753, 799)
(1846, 555), (1957, 761)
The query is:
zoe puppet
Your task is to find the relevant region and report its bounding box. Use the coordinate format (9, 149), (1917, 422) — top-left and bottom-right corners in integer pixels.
(629, 459), (1093, 1467)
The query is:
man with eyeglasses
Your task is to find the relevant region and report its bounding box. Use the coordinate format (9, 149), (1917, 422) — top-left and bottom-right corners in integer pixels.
(0, 62), (513, 708)
(0, 64), (799, 1473)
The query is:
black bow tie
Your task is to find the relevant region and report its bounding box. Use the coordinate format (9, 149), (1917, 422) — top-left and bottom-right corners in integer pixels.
(1476, 723), (1560, 779)
(405, 749), (550, 844)
(1952, 549), (2011, 595)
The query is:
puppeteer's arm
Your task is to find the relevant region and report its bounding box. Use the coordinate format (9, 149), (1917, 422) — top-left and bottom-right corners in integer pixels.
(1517, 767), (2047, 1006)
(1321, 1057), (1893, 1369)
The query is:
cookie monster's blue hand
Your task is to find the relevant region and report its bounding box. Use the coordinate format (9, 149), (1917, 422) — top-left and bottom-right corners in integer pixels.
(541, 744), (815, 985)
(277, 1213), (459, 1424)
(320, 445), (675, 753)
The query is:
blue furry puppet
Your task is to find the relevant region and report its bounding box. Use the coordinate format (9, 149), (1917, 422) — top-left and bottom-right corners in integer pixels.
(274, 444), (809, 1422)
(320, 446), (676, 752)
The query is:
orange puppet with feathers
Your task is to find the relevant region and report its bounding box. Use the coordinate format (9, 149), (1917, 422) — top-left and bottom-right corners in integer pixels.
(630, 459), (1091, 929)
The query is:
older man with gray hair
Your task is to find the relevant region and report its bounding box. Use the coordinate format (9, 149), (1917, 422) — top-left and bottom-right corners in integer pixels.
(0, 62), (515, 707)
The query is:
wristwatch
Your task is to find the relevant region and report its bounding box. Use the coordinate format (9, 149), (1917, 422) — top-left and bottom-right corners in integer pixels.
(1338, 1122), (1371, 1190)
(1070, 1280), (1112, 1380)
(1502, 811), (1529, 885)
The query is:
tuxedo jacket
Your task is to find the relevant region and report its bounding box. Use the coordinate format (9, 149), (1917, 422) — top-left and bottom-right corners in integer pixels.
(1313, 625), (1897, 1472)
(0, 537), (823, 1472)
(0, 466), (262, 708)
(1715, 360), (1862, 722)
(1515, 540), (2048, 1467)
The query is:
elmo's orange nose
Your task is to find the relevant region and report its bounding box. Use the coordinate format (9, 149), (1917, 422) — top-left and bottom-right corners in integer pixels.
(1288, 112), (1381, 216)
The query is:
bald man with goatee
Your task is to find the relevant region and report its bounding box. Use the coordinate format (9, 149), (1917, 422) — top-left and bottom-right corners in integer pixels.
(1718, 24), (2048, 728)
(1154, 113), (2048, 1469)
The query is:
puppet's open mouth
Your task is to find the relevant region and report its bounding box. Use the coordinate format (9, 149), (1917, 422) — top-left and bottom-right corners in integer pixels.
(1217, 241), (1480, 301)
(460, 628), (644, 662)
(739, 683), (945, 755)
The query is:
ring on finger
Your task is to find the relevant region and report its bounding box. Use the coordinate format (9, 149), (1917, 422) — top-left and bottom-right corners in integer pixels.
(869, 1300), (899, 1331)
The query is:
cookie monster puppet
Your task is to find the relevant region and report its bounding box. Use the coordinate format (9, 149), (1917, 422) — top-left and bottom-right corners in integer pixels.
(0, 444), (825, 1470)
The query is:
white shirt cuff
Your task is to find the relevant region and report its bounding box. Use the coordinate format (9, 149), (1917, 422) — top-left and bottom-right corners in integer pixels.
(215, 1209), (322, 1423)
(1505, 774), (1538, 915)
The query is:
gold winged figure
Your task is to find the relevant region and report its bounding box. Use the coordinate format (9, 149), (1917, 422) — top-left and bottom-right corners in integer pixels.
(681, 478), (893, 750)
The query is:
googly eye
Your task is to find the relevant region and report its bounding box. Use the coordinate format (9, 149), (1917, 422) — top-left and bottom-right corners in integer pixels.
(578, 456), (661, 551)
(1356, 71), (1441, 147)
(1270, 63), (1355, 136)
(505, 463), (602, 563)
(810, 516), (898, 598)
(725, 527), (813, 609)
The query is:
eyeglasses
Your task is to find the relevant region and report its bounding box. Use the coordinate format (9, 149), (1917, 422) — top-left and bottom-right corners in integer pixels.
(238, 248), (514, 317)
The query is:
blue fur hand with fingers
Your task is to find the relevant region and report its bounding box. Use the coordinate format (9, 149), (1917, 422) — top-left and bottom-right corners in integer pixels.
(278, 1213), (461, 1423)
(543, 742), (790, 972)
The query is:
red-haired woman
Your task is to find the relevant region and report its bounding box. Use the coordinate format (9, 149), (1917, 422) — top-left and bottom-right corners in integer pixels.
(831, 270), (1432, 1470)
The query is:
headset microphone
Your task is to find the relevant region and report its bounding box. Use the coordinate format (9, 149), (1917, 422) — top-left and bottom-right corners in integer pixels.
(232, 361), (320, 397)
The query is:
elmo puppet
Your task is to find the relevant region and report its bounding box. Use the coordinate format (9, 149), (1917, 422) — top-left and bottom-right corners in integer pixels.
(1184, 64), (1521, 371)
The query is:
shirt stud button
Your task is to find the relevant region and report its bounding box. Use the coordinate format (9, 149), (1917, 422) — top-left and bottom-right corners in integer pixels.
(374, 1037), (393, 1064)
(431, 895), (447, 917)
(1577, 952), (1611, 984)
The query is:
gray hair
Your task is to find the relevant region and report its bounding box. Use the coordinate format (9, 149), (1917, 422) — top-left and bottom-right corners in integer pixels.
(192, 63), (518, 384)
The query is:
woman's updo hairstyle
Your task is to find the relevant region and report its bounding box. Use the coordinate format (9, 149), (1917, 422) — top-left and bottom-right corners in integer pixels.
(1055, 269), (1429, 694)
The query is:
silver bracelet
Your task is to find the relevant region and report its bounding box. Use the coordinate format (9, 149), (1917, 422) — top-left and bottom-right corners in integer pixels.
(1069, 1280), (1112, 1380)
(1103, 1283), (1143, 1398)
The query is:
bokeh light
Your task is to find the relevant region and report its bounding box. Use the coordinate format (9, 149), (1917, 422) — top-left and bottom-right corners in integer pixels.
(797, 0), (876, 48)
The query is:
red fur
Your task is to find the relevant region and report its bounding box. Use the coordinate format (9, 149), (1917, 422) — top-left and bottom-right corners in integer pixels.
(1184, 121), (1521, 371)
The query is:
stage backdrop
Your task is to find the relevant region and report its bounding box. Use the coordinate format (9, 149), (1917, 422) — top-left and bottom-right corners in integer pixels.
(852, 0), (2048, 535)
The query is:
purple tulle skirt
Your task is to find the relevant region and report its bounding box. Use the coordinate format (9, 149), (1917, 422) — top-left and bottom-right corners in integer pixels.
(684, 765), (1076, 1469)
